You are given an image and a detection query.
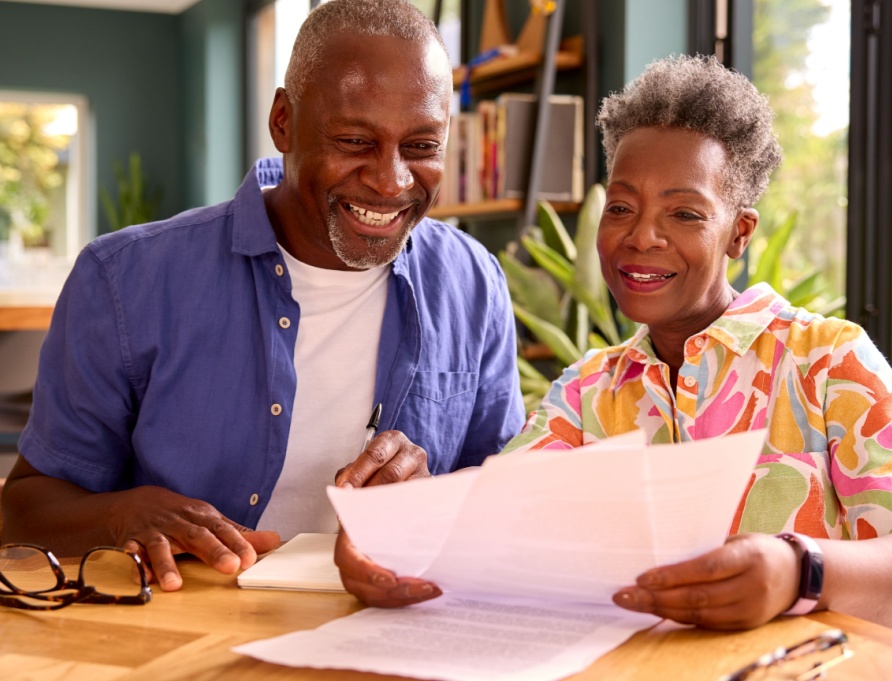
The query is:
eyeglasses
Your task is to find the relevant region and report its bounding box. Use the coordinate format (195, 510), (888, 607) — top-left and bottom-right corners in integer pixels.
(0, 543), (152, 610)
(719, 629), (854, 680)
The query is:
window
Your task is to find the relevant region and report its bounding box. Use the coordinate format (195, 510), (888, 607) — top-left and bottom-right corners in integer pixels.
(0, 91), (91, 266)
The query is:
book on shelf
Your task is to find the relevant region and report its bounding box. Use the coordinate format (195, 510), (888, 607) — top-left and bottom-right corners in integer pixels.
(436, 93), (584, 212)
(497, 93), (584, 203)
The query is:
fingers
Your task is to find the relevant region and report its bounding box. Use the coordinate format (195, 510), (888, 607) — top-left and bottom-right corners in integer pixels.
(109, 487), (277, 588)
(241, 529), (282, 557)
(334, 530), (441, 608)
(335, 430), (430, 488)
(612, 534), (800, 630)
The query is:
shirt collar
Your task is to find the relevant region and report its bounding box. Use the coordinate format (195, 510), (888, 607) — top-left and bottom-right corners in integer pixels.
(231, 156), (415, 266)
(611, 283), (788, 381)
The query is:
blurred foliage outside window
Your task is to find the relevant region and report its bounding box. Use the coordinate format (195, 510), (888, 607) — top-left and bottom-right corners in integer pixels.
(0, 101), (76, 253)
(750, 0), (849, 311)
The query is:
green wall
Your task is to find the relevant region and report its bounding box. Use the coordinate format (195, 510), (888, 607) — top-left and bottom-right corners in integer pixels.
(0, 1), (182, 234)
(180, 0), (246, 209)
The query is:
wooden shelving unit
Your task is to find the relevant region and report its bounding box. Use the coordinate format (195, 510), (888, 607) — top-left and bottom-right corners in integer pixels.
(451, 37), (583, 96)
(429, 198), (580, 222)
(442, 1), (587, 230)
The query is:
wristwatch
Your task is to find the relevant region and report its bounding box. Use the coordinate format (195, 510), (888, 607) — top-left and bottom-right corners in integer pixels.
(776, 532), (824, 615)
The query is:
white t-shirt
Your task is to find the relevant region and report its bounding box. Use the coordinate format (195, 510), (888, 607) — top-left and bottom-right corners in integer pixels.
(256, 246), (389, 538)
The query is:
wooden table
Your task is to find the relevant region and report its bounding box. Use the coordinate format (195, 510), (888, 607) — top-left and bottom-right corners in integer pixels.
(1, 559), (890, 681)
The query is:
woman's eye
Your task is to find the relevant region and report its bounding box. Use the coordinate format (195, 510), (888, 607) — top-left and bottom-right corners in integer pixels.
(674, 211), (704, 221)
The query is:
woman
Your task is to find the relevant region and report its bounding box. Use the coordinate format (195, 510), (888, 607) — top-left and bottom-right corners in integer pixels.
(336, 55), (892, 630)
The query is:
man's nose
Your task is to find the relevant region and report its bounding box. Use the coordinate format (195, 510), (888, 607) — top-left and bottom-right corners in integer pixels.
(362, 147), (414, 197)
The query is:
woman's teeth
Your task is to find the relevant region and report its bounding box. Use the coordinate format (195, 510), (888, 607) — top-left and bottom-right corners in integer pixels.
(624, 272), (674, 281)
(349, 204), (399, 226)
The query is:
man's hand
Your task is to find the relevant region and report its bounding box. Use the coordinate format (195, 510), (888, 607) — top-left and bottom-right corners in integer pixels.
(611, 533), (801, 630)
(108, 486), (281, 591)
(332, 430), (437, 606)
(335, 430), (431, 488)
(334, 529), (441, 607)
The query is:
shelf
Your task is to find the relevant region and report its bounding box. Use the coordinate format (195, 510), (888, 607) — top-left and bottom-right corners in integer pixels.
(452, 37), (584, 97)
(429, 198), (580, 222)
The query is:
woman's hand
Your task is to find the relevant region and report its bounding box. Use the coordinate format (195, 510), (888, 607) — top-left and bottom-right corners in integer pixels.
(611, 533), (800, 630)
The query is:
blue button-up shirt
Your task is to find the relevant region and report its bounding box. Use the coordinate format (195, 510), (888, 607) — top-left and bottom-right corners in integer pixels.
(20, 158), (524, 528)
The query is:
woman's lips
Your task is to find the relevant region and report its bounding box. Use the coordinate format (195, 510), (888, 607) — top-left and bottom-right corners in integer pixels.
(619, 267), (677, 292)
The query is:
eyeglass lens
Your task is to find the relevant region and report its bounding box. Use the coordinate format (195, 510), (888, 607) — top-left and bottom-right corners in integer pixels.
(81, 548), (145, 597)
(0, 545), (60, 593)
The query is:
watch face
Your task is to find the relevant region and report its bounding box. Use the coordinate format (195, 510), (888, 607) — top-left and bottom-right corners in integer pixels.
(803, 548), (824, 600)
(778, 532), (824, 607)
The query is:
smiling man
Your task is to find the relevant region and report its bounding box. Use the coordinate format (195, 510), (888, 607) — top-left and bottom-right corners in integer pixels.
(1, 0), (524, 591)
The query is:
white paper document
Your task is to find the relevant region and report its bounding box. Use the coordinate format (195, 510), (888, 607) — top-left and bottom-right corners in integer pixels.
(233, 594), (656, 681)
(234, 429), (766, 681)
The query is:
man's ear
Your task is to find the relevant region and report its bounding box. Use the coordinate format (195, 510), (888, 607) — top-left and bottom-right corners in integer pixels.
(727, 207), (759, 259)
(268, 88), (293, 153)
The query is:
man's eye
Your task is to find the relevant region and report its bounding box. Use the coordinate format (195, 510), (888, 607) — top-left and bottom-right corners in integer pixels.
(405, 142), (440, 155)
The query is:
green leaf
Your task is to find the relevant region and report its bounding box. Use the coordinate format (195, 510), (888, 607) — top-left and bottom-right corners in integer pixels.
(512, 303), (583, 367)
(498, 250), (563, 328)
(785, 270), (824, 307)
(751, 212), (798, 289)
(536, 200), (576, 262)
(522, 235), (621, 345)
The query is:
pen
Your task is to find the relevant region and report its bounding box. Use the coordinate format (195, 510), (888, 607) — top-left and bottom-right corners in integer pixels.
(360, 403), (383, 453)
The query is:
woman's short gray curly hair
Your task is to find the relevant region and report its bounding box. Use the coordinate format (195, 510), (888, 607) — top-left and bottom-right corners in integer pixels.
(284, 0), (448, 102)
(597, 54), (782, 209)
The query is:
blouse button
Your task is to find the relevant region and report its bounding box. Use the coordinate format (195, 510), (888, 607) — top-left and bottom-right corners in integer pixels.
(275, 264), (284, 276)
(683, 376), (696, 388)
(279, 317), (291, 329)
(249, 493), (259, 506)
(270, 403), (282, 416)
(694, 337), (705, 348)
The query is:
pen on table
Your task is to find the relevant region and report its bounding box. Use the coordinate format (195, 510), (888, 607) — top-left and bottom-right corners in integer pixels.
(360, 402), (383, 453)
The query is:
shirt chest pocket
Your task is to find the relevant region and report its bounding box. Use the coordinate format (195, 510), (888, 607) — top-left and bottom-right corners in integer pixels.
(401, 370), (478, 474)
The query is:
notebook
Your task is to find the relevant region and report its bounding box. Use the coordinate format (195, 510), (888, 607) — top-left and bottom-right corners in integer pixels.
(237, 533), (346, 592)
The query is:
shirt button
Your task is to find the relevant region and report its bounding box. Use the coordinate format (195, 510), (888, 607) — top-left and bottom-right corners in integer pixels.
(249, 493), (259, 506)
(684, 376), (696, 388)
(279, 317), (291, 329)
(694, 337), (705, 348)
(275, 264), (284, 276)
(270, 403), (282, 416)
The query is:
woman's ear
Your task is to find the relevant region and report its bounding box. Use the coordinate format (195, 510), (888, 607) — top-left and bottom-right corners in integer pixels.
(727, 207), (759, 259)
(268, 88), (293, 153)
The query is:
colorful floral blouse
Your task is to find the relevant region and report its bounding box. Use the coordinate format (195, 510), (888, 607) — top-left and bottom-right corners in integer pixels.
(502, 284), (892, 540)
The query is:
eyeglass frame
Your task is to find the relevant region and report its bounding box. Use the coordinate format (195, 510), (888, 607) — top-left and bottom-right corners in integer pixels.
(0, 543), (152, 611)
(719, 628), (854, 681)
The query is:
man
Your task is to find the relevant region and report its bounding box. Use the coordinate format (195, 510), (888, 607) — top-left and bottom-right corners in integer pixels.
(1, 0), (524, 591)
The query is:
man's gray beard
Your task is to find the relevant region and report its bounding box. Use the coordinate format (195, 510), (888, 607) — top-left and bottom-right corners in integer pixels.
(327, 204), (416, 270)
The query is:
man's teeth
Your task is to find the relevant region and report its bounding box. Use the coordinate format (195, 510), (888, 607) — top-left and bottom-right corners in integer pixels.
(349, 204), (400, 226)
(625, 272), (673, 281)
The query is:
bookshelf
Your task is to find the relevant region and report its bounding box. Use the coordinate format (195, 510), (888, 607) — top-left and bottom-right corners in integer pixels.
(429, 198), (580, 221)
(435, 0), (596, 233)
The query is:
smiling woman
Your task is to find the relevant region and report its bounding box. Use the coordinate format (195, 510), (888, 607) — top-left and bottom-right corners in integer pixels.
(494, 54), (892, 631)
